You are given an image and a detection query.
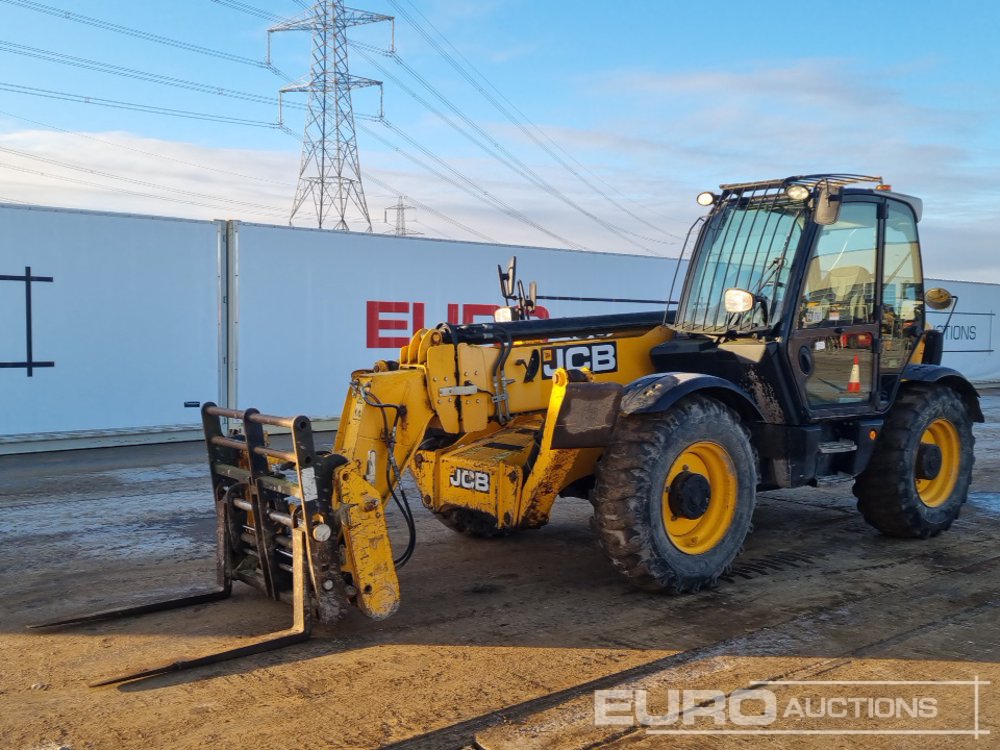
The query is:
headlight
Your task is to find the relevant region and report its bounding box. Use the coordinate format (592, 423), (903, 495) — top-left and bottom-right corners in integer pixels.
(696, 191), (717, 207)
(493, 306), (514, 322)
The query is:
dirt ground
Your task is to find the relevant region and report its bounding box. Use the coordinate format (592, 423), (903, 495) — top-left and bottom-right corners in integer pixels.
(1, 392), (998, 750)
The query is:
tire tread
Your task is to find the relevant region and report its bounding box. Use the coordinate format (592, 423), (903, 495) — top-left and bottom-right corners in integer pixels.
(591, 396), (756, 593)
(854, 385), (975, 538)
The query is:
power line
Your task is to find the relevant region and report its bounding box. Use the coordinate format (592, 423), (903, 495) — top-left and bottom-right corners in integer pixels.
(0, 160), (287, 216)
(210, 0), (282, 23)
(0, 0), (605, 246)
(0, 25), (480, 238)
(0, 143), (288, 213)
(58, 0), (676, 251)
(270, 121), (499, 242)
(212, 0), (594, 246)
(0, 81), (284, 127)
(352, 43), (665, 256)
(0, 0), (274, 69)
(269, 1), (392, 230)
(390, 0), (682, 244)
(0, 90), (480, 241)
(7, 0), (627, 247)
(409, 217), (455, 240)
(361, 170), (496, 243)
(0, 39), (299, 112)
(0, 108), (296, 188)
(361, 119), (586, 250)
(394, 0), (679, 239)
(0, 106), (482, 239)
(383, 195), (420, 236)
(208, 0), (643, 249)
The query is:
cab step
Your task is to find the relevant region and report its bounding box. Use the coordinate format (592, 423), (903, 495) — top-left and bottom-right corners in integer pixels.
(818, 440), (857, 454)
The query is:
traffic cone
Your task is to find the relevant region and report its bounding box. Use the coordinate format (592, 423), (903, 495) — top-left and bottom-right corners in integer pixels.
(847, 354), (861, 393)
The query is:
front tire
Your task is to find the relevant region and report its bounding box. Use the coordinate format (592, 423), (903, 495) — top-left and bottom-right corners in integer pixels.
(592, 395), (757, 593)
(853, 385), (974, 538)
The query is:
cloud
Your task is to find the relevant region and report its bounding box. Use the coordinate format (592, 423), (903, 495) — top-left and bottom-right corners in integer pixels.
(919, 219), (1000, 283)
(0, 50), (997, 281)
(0, 127), (296, 222)
(559, 57), (997, 243)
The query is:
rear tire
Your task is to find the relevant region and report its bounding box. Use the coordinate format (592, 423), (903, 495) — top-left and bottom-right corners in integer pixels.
(592, 395), (757, 593)
(853, 385), (974, 538)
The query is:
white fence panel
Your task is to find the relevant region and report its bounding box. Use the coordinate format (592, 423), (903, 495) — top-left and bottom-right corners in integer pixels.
(0, 205), (222, 442)
(925, 278), (997, 381)
(2, 207), (996, 453)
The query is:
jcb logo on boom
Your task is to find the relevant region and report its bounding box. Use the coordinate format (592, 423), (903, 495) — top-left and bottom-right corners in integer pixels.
(449, 468), (491, 493)
(541, 342), (618, 379)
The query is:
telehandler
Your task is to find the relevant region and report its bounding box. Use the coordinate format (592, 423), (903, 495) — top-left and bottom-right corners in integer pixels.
(35, 174), (981, 685)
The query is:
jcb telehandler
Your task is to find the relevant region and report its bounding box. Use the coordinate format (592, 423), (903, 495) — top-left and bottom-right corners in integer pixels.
(35, 174), (981, 685)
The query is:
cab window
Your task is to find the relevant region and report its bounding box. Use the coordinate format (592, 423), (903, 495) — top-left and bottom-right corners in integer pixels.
(881, 201), (924, 371)
(798, 202), (878, 328)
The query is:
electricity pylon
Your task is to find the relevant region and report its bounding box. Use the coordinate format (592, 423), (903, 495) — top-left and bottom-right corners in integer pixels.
(269, 1), (393, 231)
(384, 195), (421, 236)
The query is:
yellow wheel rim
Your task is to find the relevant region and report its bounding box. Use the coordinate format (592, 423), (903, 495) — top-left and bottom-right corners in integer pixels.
(916, 418), (960, 508)
(662, 441), (737, 555)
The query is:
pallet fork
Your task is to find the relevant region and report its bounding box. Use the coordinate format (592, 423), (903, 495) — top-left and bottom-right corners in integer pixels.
(29, 404), (346, 687)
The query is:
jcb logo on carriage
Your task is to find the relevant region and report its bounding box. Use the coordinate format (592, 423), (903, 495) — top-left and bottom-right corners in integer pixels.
(541, 342), (618, 379)
(449, 468), (491, 493)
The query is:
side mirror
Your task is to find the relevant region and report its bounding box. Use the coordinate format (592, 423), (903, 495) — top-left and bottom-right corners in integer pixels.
(925, 287), (954, 310)
(813, 181), (842, 226)
(497, 256), (517, 300)
(527, 281), (537, 311)
(724, 288), (755, 314)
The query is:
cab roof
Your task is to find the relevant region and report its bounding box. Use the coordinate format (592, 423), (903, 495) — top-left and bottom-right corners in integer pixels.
(716, 173), (922, 222)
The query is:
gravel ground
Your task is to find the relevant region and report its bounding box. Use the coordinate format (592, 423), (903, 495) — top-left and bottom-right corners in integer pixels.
(0, 391), (997, 750)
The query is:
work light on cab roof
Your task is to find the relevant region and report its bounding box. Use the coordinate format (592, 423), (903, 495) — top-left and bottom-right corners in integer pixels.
(784, 184), (810, 201)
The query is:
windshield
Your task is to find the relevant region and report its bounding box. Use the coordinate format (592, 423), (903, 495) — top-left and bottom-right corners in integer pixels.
(673, 200), (805, 333)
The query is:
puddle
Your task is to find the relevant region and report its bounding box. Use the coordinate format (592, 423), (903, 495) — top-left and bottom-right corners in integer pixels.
(970, 492), (1000, 514)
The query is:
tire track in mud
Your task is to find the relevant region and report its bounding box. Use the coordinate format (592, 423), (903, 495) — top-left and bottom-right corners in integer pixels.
(524, 596), (1000, 750)
(378, 554), (1000, 750)
(4, 442), (999, 750)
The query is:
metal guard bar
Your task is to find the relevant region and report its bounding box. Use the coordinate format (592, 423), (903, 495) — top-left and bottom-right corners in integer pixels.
(204, 404), (307, 431)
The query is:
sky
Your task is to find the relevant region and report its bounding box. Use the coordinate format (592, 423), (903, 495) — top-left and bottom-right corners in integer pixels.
(0, 0), (997, 280)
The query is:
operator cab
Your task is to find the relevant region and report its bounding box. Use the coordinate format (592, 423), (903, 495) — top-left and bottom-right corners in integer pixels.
(660, 174), (937, 427)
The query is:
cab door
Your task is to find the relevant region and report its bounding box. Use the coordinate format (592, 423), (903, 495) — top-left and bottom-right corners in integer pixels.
(877, 199), (925, 407)
(787, 200), (880, 416)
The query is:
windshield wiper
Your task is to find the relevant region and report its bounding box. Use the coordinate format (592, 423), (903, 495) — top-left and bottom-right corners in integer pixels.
(752, 256), (787, 327)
